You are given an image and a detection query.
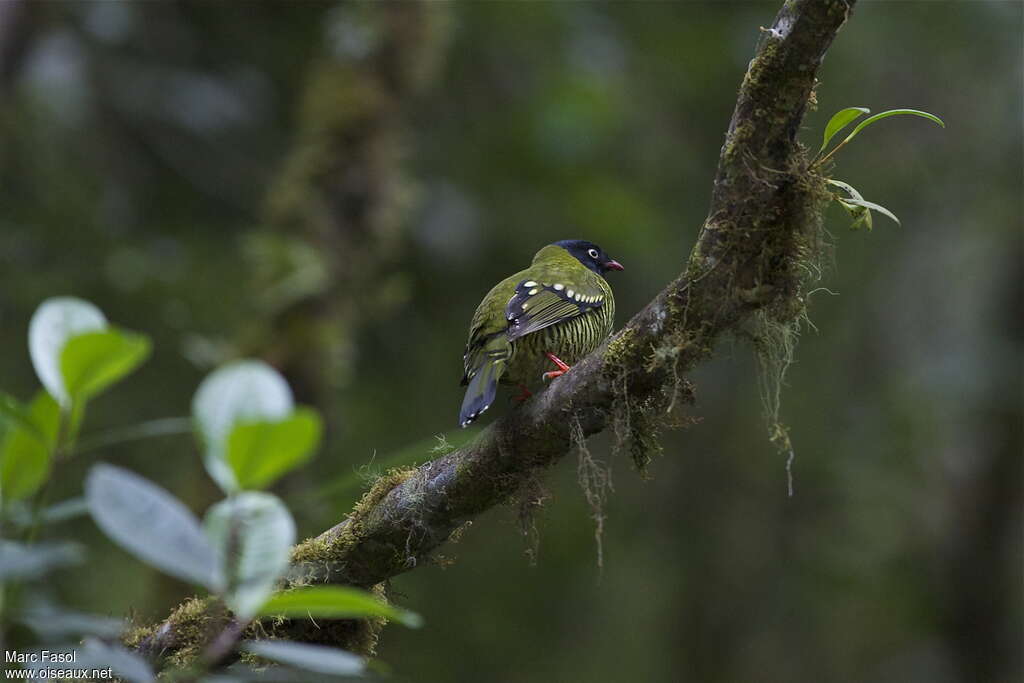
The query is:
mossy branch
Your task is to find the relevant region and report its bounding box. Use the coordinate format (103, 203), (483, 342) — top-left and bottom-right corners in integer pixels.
(133, 0), (855, 666)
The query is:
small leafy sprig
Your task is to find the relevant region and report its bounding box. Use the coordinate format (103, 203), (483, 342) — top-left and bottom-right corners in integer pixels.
(814, 107), (945, 230)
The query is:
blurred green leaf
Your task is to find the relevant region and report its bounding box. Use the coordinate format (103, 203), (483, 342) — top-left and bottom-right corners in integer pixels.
(241, 641), (364, 677)
(28, 297), (107, 408)
(227, 409), (322, 490)
(819, 106), (870, 153)
(86, 464), (221, 590)
(76, 417), (193, 455)
(40, 496), (90, 523)
(0, 540), (83, 579)
(193, 360), (296, 493)
(17, 601), (124, 640)
(203, 492), (295, 618)
(0, 391), (47, 442)
(1, 392), (60, 501)
(7, 497), (90, 529)
(259, 586), (422, 628)
(60, 329), (151, 405)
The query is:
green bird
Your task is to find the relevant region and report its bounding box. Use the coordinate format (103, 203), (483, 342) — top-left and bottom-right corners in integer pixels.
(459, 239), (624, 428)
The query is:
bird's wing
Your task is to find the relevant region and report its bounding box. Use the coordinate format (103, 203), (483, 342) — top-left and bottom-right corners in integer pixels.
(462, 294), (512, 385)
(505, 279), (605, 342)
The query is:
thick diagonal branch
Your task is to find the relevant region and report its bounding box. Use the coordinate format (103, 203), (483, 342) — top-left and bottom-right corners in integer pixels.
(296, 0), (852, 589)
(135, 0), (854, 663)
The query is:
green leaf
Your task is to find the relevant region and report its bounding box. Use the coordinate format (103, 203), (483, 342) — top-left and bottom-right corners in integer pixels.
(819, 106), (870, 153)
(192, 361), (296, 493)
(837, 108), (945, 151)
(259, 586), (423, 628)
(60, 329), (151, 405)
(0, 392), (60, 501)
(0, 540), (83, 579)
(242, 641), (365, 677)
(86, 464), (221, 590)
(203, 492), (295, 618)
(29, 297), (107, 408)
(227, 409), (323, 490)
(0, 391), (47, 441)
(839, 196), (901, 226)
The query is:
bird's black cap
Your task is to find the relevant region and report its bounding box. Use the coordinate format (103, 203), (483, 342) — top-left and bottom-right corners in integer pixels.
(553, 239), (624, 276)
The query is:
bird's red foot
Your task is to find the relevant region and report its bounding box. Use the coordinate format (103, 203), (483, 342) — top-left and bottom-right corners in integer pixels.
(542, 352), (571, 382)
(512, 384), (533, 402)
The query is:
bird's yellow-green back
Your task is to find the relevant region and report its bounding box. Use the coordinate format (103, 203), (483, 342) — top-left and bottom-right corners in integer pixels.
(459, 241), (621, 427)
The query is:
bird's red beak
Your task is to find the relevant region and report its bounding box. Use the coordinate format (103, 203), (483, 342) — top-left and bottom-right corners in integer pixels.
(604, 260), (624, 271)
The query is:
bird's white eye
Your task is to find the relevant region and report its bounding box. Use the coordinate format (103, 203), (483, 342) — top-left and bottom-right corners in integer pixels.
(587, 248), (600, 259)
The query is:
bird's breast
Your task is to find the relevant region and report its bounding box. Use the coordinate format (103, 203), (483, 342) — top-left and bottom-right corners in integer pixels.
(503, 301), (614, 386)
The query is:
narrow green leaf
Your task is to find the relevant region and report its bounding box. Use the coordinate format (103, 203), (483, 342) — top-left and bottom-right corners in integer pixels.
(192, 360), (296, 493)
(839, 196), (901, 226)
(203, 493), (296, 618)
(242, 640), (365, 677)
(60, 329), (151, 404)
(259, 586), (423, 628)
(29, 297), (108, 407)
(826, 178), (864, 201)
(227, 409), (323, 490)
(839, 108), (945, 149)
(86, 464), (221, 589)
(0, 392), (60, 501)
(819, 106), (870, 153)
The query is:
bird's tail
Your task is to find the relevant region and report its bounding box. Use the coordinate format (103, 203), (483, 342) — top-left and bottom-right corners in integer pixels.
(459, 353), (507, 428)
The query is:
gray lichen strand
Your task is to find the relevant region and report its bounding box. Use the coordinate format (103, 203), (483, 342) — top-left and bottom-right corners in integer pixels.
(132, 0), (855, 665)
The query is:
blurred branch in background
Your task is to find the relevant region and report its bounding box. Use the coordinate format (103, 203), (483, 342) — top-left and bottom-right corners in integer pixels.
(133, 0), (857, 667)
(244, 1), (449, 428)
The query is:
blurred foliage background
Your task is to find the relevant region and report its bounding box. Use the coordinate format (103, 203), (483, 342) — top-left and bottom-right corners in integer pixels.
(0, 1), (1020, 681)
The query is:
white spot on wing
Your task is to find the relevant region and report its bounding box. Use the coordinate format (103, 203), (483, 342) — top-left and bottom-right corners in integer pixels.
(528, 288), (539, 295)
(567, 289), (574, 298)
(553, 283), (564, 291)
(524, 281), (537, 288)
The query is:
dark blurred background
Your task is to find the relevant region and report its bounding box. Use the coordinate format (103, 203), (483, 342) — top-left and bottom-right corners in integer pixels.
(0, 1), (1020, 681)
